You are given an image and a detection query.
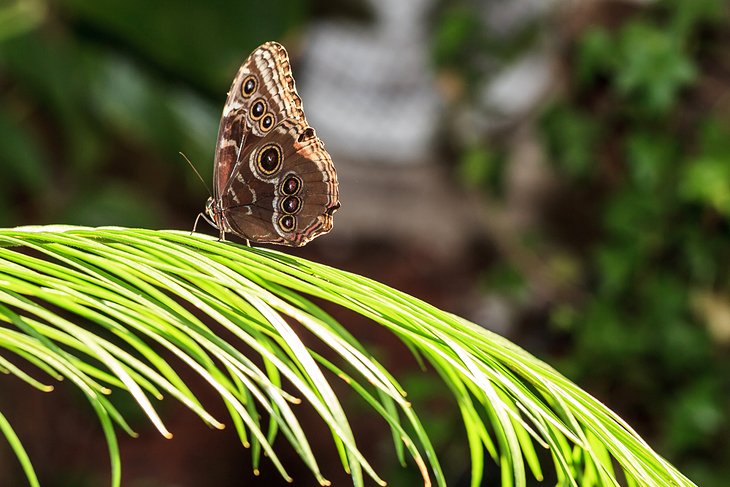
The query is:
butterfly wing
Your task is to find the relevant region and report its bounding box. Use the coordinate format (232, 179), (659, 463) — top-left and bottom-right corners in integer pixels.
(211, 41), (339, 246)
(221, 119), (339, 246)
(213, 41), (304, 202)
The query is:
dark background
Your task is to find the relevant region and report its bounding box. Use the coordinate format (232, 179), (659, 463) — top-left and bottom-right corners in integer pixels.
(0, 0), (729, 486)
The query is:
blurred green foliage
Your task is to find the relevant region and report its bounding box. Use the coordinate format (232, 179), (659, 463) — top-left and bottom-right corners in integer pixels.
(0, 0), (45, 42)
(440, 0), (730, 485)
(0, 0), (306, 229)
(577, 21), (697, 114)
(541, 2), (730, 486)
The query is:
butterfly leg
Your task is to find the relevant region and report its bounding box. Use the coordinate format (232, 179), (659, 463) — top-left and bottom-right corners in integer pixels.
(191, 213), (204, 235)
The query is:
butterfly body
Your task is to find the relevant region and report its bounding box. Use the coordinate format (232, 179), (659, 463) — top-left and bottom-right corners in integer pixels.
(206, 42), (339, 246)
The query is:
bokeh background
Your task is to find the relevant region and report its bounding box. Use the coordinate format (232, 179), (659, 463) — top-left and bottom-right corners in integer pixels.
(0, 0), (729, 485)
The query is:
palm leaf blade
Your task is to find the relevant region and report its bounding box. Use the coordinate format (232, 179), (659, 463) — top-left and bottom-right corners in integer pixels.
(0, 226), (696, 487)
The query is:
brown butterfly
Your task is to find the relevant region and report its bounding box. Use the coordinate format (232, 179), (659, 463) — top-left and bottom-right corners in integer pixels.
(203, 41), (339, 246)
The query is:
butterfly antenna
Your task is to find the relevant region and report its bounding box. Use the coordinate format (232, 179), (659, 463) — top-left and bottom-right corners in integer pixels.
(180, 152), (212, 197)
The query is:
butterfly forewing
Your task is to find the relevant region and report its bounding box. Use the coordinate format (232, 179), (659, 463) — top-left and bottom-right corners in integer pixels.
(209, 41), (339, 246)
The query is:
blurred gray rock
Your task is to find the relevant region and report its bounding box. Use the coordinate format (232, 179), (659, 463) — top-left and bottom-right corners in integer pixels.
(299, 0), (440, 165)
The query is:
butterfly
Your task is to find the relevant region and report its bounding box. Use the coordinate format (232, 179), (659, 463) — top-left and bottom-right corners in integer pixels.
(203, 41), (339, 246)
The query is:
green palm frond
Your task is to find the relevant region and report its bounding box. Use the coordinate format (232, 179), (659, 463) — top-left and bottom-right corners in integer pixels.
(0, 226), (695, 487)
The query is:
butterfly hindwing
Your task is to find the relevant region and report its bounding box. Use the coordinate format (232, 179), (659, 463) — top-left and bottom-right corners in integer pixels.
(222, 119), (339, 246)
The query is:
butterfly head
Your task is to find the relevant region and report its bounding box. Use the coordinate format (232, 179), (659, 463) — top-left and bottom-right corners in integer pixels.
(205, 197), (219, 228)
